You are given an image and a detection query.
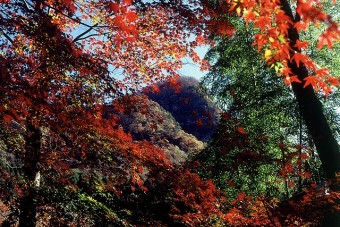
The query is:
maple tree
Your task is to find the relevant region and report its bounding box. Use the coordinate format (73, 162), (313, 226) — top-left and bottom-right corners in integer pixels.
(224, 0), (340, 183)
(0, 0), (206, 225)
(202, 0), (340, 224)
(0, 0), (225, 225)
(194, 109), (340, 225)
(201, 15), (340, 195)
(200, 0), (340, 185)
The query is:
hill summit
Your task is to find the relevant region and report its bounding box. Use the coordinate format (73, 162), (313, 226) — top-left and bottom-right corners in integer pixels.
(110, 76), (220, 164)
(145, 76), (220, 142)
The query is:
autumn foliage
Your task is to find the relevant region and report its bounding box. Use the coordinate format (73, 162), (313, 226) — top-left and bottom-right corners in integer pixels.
(0, 0), (339, 226)
(229, 0), (340, 95)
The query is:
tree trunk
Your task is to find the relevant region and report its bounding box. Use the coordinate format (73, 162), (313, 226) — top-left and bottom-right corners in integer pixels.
(18, 123), (41, 227)
(290, 70), (340, 181)
(280, 0), (340, 183)
(280, 0), (340, 224)
(18, 187), (37, 227)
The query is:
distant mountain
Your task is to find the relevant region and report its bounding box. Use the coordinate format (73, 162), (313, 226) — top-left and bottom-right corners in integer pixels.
(108, 94), (204, 164)
(145, 76), (220, 142)
(107, 77), (220, 164)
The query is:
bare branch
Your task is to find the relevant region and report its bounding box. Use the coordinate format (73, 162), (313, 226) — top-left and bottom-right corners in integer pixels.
(21, 0), (34, 11)
(0, 29), (13, 44)
(42, 3), (95, 28)
(72, 23), (99, 43)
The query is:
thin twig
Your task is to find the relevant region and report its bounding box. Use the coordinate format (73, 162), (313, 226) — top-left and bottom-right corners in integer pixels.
(22, 0), (34, 11)
(41, 3), (97, 28)
(0, 29), (13, 44)
(72, 23), (99, 43)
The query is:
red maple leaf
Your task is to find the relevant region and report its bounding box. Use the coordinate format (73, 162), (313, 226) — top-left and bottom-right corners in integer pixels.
(237, 127), (247, 135)
(294, 40), (309, 50)
(328, 77), (340, 86)
(291, 52), (307, 68)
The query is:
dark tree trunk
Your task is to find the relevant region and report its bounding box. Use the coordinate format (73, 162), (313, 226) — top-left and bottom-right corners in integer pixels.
(18, 187), (37, 227)
(290, 69), (340, 181)
(280, 0), (340, 183)
(279, 0), (340, 224)
(290, 55), (340, 227)
(18, 123), (41, 227)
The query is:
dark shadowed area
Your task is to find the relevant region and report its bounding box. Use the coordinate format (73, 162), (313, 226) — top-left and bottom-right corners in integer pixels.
(146, 76), (220, 142)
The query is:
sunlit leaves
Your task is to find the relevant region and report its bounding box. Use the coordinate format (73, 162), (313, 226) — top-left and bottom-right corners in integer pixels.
(291, 52), (307, 68)
(328, 76), (340, 86)
(284, 75), (301, 85)
(318, 23), (340, 50)
(108, 2), (119, 13)
(226, 0), (340, 94)
(294, 40), (309, 50)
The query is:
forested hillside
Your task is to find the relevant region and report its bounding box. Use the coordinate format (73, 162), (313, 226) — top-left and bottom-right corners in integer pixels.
(108, 91), (207, 164)
(146, 76), (220, 142)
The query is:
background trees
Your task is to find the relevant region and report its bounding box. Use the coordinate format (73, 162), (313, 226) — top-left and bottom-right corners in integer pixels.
(199, 1), (340, 224)
(199, 14), (339, 197)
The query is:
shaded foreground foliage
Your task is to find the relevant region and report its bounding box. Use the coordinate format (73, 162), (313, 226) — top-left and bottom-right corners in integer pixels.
(146, 76), (220, 142)
(0, 82), (339, 226)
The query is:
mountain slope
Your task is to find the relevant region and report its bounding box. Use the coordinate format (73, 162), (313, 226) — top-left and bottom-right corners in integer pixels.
(110, 94), (204, 164)
(145, 76), (220, 142)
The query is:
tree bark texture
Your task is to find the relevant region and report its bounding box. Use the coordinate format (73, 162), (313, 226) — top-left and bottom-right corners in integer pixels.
(279, 1), (340, 224)
(18, 123), (41, 227)
(280, 0), (340, 182)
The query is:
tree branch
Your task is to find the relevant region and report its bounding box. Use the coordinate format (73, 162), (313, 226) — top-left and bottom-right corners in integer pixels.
(0, 29), (13, 44)
(41, 3), (96, 28)
(21, 0), (34, 11)
(72, 23), (98, 43)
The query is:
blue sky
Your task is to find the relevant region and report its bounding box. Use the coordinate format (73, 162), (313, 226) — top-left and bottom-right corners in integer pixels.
(177, 45), (210, 81)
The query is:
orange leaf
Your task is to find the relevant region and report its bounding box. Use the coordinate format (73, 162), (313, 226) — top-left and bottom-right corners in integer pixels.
(123, 0), (132, 5)
(137, 165), (143, 173)
(316, 68), (330, 77)
(303, 76), (318, 88)
(294, 40), (308, 50)
(237, 127), (247, 135)
(284, 75), (301, 85)
(255, 16), (271, 32)
(125, 11), (137, 22)
(125, 36), (135, 43)
(291, 52), (307, 68)
(294, 21), (308, 32)
(317, 26), (340, 50)
(328, 77), (340, 86)
(108, 2), (119, 13)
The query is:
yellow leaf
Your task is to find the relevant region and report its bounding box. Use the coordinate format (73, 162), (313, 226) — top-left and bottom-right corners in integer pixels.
(278, 34), (286, 43)
(236, 7), (242, 15)
(264, 49), (272, 60)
